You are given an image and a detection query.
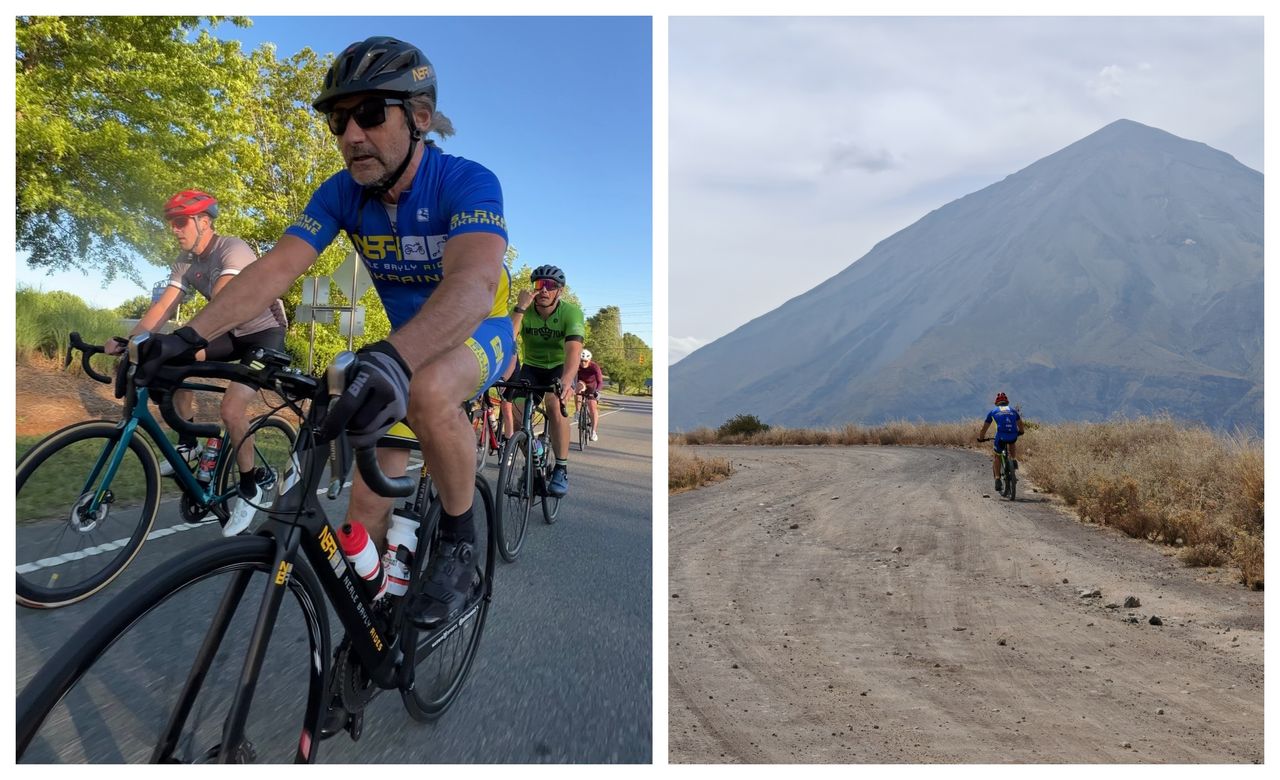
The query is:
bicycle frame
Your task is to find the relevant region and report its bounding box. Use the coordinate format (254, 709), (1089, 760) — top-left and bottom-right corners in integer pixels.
(82, 385), (240, 520)
(163, 421), (496, 762)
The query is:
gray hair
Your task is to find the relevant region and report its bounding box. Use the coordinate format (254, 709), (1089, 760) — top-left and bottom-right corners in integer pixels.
(406, 93), (455, 143)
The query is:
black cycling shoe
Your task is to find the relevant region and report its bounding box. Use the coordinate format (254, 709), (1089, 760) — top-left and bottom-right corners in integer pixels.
(317, 697), (352, 741)
(994, 478), (1003, 492)
(407, 537), (479, 630)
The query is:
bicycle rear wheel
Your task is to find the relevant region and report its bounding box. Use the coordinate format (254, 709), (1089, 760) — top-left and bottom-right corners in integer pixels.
(16, 420), (161, 608)
(401, 474), (494, 721)
(1006, 460), (1017, 501)
(213, 415), (298, 525)
(493, 430), (531, 562)
(16, 536), (330, 763)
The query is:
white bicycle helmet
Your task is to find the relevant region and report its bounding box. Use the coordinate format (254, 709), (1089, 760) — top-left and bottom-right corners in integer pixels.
(581, 349), (593, 361)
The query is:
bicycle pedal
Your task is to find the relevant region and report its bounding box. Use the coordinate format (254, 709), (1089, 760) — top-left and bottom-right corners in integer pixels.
(347, 712), (364, 742)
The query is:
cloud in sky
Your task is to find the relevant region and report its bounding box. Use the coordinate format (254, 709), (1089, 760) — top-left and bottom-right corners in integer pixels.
(670, 16), (1263, 348)
(669, 335), (712, 365)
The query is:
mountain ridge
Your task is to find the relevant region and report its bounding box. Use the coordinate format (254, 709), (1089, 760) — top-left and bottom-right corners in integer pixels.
(671, 119), (1262, 432)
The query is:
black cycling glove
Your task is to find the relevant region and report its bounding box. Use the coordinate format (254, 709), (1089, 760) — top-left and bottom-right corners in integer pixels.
(320, 340), (413, 450)
(134, 326), (208, 387)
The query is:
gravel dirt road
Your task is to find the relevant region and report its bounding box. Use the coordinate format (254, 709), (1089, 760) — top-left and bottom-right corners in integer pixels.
(669, 446), (1263, 763)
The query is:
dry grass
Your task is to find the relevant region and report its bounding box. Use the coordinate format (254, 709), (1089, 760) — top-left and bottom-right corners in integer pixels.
(669, 446), (733, 494)
(1023, 418), (1263, 589)
(672, 416), (1263, 588)
(671, 420), (977, 448)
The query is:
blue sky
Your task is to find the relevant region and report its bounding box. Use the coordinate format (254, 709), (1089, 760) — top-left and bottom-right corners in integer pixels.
(17, 16), (653, 343)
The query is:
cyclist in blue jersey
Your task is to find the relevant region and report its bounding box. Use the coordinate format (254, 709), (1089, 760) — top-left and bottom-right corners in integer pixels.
(134, 37), (514, 639)
(978, 392), (1024, 493)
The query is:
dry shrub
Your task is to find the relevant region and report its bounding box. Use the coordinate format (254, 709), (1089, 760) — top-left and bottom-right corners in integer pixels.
(669, 446), (732, 494)
(1233, 533), (1264, 590)
(1180, 543), (1228, 568)
(1024, 416), (1263, 585)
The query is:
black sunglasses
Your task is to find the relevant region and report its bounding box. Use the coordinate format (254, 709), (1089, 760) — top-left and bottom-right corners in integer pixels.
(326, 97), (405, 136)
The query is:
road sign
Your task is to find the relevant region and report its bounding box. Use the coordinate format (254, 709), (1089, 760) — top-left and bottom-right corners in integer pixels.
(333, 251), (374, 302)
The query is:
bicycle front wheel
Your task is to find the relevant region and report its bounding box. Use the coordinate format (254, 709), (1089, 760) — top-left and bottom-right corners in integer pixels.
(578, 407), (589, 451)
(16, 420), (161, 608)
(540, 435), (561, 525)
(493, 429), (531, 562)
(17, 536), (330, 764)
(402, 474), (494, 721)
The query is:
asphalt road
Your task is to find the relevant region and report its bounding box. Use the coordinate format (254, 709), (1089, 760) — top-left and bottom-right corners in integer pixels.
(670, 446), (1263, 764)
(17, 394), (652, 763)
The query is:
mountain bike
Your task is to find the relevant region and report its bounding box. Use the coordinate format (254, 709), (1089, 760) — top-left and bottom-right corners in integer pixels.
(490, 378), (565, 562)
(978, 437), (1017, 500)
(467, 390), (502, 472)
(575, 390), (595, 451)
(16, 340), (495, 763)
(15, 333), (296, 609)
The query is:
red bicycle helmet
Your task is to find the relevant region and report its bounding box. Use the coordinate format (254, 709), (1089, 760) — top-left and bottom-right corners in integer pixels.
(994, 392), (1009, 405)
(163, 190), (220, 219)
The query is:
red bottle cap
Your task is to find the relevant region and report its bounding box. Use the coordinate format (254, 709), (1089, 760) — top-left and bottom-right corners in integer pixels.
(338, 522), (370, 555)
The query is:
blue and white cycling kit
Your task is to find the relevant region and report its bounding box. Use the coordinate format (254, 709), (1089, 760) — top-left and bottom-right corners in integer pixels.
(985, 405), (1021, 452)
(285, 144), (514, 396)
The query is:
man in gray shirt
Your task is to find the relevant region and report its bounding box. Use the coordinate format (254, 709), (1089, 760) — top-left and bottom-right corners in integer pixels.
(108, 189), (287, 535)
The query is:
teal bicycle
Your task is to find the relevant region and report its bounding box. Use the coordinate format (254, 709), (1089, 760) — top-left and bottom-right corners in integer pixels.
(15, 333), (296, 608)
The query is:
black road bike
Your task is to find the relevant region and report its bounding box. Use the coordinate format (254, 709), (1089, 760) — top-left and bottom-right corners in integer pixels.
(490, 379), (565, 562)
(17, 340), (495, 763)
(575, 391), (595, 452)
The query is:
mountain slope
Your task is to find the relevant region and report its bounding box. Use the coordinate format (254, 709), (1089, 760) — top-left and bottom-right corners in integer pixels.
(671, 120), (1263, 431)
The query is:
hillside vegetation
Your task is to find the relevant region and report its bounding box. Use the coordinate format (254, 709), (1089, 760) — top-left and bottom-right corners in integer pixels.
(671, 416), (1263, 589)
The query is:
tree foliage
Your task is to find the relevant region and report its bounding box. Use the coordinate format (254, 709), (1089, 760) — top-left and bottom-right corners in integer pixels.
(17, 16), (256, 282)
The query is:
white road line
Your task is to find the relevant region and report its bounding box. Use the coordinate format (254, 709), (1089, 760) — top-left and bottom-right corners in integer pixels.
(19, 458), (426, 573)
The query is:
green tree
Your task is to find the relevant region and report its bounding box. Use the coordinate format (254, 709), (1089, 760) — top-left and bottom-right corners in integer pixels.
(115, 294), (153, 319)
(17, 16), (256, 283)
(585, 305), (623, 370)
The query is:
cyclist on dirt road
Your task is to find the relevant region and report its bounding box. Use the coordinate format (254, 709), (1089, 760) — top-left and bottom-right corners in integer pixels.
(133, 36), (514, 633)
(978, 391), (1024, 493)
(107, 189), (288, 537)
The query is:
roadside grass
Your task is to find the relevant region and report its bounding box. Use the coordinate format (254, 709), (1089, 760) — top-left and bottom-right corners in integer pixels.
(17, 287), (122, 369)
(671, 416), (1263, 589)
(669, 446), (732, 494)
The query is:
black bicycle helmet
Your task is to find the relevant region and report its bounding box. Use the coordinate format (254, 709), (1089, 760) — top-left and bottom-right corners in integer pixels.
(313, 36), (437, 112)
(530, 265), (567, 286)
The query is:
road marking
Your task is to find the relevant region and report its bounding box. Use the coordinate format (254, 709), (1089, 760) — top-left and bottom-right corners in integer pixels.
(19, 458), (426, 573)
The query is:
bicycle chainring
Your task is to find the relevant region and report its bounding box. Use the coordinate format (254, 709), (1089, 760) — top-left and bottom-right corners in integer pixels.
(179, 492), (210, 524)
(335, 643), (377, 713)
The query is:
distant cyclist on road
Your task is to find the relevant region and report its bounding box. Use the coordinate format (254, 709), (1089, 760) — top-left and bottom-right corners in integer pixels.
(106, 189), (288, 537)
(510, 265), (584, 497)
(575, 349), (603, 441)
(978, 392), (1024, 493)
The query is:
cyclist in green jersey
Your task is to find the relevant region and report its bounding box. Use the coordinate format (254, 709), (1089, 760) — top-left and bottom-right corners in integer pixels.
(509, 265), (583, 497)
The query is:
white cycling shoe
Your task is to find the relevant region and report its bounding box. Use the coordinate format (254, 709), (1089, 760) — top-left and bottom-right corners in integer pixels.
(223, 485), (260, 537)
(160, 443), (202, 477)
(590, 430), (599, 442)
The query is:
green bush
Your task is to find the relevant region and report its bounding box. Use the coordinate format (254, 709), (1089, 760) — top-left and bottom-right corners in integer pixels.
(16, 287), (122, 363)
(717, 413), (770, 438)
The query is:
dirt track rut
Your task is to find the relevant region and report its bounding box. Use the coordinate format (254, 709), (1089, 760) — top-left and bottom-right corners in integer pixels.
(669, 446), (1263, 763)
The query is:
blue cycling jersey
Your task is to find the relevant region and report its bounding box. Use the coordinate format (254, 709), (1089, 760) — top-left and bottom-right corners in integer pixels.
(285, 143), (510, 329)
(985, 405), (1021, 440)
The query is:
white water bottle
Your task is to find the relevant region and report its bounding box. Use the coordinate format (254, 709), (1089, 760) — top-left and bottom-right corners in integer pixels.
(338, 521), (386, 601)
(381, 510), (420, 598)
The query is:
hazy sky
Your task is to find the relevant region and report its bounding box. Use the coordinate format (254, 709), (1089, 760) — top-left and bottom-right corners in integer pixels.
(669, 16), (1263, 363)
